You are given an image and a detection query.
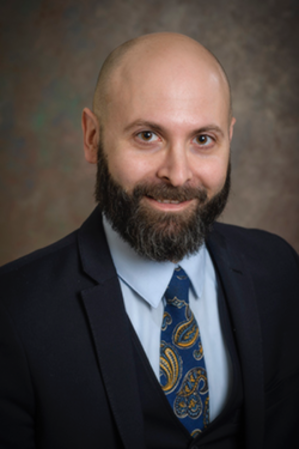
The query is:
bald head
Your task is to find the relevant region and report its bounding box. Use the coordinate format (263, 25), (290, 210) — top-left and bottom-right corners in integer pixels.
(82, 32), (234, 261)
(92, 32), (232, 121)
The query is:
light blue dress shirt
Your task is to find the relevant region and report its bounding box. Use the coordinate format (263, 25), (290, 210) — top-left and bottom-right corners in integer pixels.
(103, 217), (232, 422)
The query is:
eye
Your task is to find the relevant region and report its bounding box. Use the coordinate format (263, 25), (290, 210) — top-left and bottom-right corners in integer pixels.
(136, 131), (159, 142)
(194, 135), (213, 146)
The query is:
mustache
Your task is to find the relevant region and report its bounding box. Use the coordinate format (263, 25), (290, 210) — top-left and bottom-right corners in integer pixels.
(131, 182), (208, 203)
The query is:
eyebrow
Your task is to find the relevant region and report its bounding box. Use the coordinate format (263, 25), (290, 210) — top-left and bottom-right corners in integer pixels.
(194, 125), (225, 138)
(123, 120), (164, 134)
(123, 120), (225, 138)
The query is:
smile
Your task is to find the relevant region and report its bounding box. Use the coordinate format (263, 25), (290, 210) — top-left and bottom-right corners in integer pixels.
(144, 195), (195, 212)
(156, 199), (181, 204)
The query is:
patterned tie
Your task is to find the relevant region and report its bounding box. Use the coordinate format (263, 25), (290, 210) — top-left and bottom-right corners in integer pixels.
(159, 267), (209, 437)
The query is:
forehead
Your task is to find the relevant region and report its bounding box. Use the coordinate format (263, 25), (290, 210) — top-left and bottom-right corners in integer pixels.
(104, 45), (230, 129)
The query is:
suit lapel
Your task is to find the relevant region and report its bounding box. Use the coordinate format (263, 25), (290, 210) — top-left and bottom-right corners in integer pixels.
(207, 226), (265, 449)
(78, 208), (146, 449)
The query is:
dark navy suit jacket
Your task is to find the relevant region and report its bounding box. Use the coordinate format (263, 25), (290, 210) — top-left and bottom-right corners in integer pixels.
(1, 206), (299, 448)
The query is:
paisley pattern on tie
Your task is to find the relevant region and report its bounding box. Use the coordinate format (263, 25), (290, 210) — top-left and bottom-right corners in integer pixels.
(193, 341), (204, 361)
(173, 308), (199, 348)
(160, 267), (209, 436)
(174, 367), (209, 421)
(161, 312), (172, 331)
(160, 341), (182, 393)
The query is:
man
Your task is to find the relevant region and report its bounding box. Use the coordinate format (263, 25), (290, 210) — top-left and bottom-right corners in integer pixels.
(0, 32), (298, 449)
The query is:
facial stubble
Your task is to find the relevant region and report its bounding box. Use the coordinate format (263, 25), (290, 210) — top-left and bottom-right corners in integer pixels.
(95, 141), (231, 262)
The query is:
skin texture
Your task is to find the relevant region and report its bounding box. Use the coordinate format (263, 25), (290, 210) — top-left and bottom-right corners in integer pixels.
(82, 32), (235, 220)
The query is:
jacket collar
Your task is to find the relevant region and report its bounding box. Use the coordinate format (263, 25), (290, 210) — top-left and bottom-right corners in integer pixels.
(78, 206), (116, 284)
(207, 224), (265, 449)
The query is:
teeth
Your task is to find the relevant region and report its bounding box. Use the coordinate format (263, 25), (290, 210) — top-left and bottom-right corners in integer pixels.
(156, 199), (180, 204)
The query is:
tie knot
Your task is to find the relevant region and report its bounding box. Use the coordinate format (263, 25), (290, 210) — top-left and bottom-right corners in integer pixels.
(164, 267), (190, 306)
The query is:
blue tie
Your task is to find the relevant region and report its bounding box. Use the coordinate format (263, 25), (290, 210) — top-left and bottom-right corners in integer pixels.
(160, 267), (209, 437)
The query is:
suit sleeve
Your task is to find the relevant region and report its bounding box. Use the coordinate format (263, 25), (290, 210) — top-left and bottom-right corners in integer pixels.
(0, 300), (36, 448)
(262, 241), (299, 448)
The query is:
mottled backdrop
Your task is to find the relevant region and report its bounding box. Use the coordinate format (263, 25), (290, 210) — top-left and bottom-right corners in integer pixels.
(0, 0), (298, 265)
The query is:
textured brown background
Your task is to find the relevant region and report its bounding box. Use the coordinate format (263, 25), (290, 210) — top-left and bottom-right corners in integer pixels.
(0, 0), (298, 265)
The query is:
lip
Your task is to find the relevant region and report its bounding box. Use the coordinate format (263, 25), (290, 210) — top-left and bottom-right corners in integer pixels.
(144, 196), (195, 212)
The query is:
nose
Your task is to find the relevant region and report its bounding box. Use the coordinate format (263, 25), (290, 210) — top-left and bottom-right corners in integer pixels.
(157, 144), (192, 186)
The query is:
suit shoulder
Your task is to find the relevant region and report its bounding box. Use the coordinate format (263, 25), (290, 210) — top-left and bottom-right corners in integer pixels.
(212, 222), (298, 260)
(213, 222), (293, 245)
(0, 229), (91, 323)
(0, 231), (78, 278)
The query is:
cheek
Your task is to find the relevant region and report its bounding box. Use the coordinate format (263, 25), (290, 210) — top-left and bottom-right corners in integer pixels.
(194, 157), (229, 193)
(107, 151), (155, 190)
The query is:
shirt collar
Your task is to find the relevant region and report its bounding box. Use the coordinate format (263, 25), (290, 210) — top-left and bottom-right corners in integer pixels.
(103, 216), (206, 308)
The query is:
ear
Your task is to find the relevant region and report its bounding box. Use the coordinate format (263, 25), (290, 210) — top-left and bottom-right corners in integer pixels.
(229, 116), (236, 142)
(81, 107), (100, 164)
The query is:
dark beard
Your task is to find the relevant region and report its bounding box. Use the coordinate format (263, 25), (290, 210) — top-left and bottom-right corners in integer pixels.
(95, 141), (230, 262)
